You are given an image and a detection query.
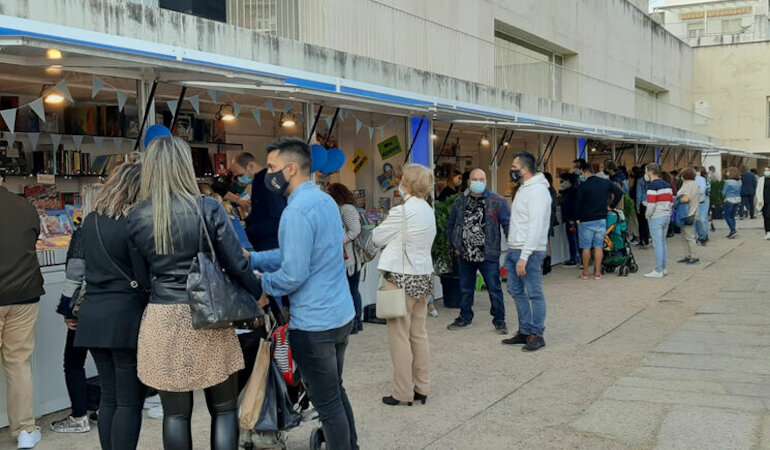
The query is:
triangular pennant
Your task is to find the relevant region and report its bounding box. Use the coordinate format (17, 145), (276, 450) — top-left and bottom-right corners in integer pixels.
(4, 132), (15, 149)
(207, 90), (219, 105)
(265, 100), (275, 117)
(251, 109), (262, 127)
(1, 109), (17, 133)
(72, 135), (84, 150)
(188, 95), (200, 115)
(324, 117), (332, 129)
(27, 132), (40, 151)
(233, 102), (242, 118)
(117, 91), (129, 112)
(356, 119), (362, 135)
(113, 137), (123, 151)
(167, 100), (178, 117)
(283, 102), (292, 114)
(28, 97), (46, 123)
(51, 134), (62, 150)
(92, 76), (106, 98)
(54, 80), (73, 103)
(378, 126), (386, 137)
(340, 110), (348, 122)
(387, 119), (395, 128)
(368, 127), (374, 141)
(93, 136), (104, 151)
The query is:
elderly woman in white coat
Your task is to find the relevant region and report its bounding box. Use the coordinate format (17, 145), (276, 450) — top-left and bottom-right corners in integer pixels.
(373, 164), (437, 406)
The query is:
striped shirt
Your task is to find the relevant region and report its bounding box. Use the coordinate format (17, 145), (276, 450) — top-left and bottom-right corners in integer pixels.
(646, 179), (674, 220)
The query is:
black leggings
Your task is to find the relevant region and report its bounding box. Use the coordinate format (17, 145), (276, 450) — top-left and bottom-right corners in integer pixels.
(63, 329), (89, 417)
(91, 348), (146, 450)
(159, 374), (239, 450)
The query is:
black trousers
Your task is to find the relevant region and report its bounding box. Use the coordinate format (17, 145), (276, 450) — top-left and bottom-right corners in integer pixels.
(637, 205), (650, 245)
(159, 373), (239, 450)
(63, 329), (89, 418)
(91, 348), (145, 450)
(763, 205), (770, 232)
(741, 195), (755, 218)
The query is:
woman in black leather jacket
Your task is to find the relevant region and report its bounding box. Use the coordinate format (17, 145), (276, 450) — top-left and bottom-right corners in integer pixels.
(127, 137), (262, 450)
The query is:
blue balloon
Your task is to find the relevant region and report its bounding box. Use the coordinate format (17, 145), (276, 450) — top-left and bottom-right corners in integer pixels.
(321, 148), (346, 175)
(144, 124), (172, 148)
(311, 145), (328, 173)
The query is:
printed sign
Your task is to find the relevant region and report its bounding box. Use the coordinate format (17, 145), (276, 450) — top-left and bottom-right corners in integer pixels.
(36, 174), (55, 185)
(347, 149), (370, 175)
(377, 136), (402, 160)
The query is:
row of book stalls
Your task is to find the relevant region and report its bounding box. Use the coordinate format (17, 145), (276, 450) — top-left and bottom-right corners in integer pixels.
(0, 38), (721, 426)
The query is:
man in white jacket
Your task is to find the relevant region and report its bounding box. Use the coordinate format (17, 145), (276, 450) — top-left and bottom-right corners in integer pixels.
(501, 152), (552, 352)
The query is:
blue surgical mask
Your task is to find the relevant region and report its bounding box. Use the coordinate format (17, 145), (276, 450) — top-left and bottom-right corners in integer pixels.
(579, 176), (586, 183)
(469, 181), (486, 195)
(560, 181), (569, 189)
(238, 175), (253, 185)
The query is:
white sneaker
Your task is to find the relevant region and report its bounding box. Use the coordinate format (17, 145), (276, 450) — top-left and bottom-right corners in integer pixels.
(663, 269), (668, 276)
(147, 405), (164, 419)
(18, 427), (41, 449)
(644, 270), (664, 279)
(427, 304), (438, 317)
(765, 232), (770, 240)
(143, 394), (161, 410)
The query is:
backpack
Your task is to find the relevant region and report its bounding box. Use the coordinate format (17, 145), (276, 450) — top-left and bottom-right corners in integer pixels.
(353, 213), (378, 264)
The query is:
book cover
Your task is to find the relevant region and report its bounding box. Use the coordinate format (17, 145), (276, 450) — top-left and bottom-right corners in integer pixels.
(176, 113), (194, 141)
(41, 210), (74, 237)
(193, 119), (212, 142)
(214, 153), (228, 176)
(24, 184), (59, 210)
(42, 112), (59, 133)
(100, 106), (123, 137)
(354, 189), (366, 209)
(65, 204), (83, 227)
(212, 120), (226, 143)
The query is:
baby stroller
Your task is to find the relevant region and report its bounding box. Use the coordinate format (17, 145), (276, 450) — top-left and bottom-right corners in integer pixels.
(601, 210), (639, 277)
(240, 304), (325, 450)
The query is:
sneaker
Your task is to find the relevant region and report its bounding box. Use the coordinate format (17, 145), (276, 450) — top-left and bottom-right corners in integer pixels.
(427, 304), (439, 317)
(765, 232), (770, 240)
(727, 231), (737, 239)
(563, 260), (577, 266)
(522, 335), (546, 352)
(143, 394), (161, 410)
(446, 318), (472, 331)
(663, 269), (668, 276)
(677, 257), (691, 263)
(594, 274), (602, 280)
(685, 258), (700, 264)
(501, 332), (529, 345)
(51, 415), (90, 433)
(580, 273), (590, 280)
(147, 405), (164, 419)
(644, 270), (664, 279)
(698, 239), (707, 246)
(494, 322), (508, 335)
(17, 427), (41, 449)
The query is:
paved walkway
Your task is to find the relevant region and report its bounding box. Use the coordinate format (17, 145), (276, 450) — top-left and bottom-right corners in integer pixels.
(5, 220), (769, 449)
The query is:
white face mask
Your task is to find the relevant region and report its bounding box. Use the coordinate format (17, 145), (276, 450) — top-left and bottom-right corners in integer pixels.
(764, 171), (770, 177)
(644, 174), (651, 182)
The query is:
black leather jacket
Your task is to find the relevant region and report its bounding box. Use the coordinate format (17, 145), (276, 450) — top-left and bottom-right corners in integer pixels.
(127, 196), (262, 305)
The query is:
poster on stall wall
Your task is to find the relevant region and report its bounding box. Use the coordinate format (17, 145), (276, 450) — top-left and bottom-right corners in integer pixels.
(347, 149), (370, 175)
(377, 136), (402, 160)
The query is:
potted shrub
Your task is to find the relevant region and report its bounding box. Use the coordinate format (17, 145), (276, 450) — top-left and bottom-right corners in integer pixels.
(431, 193), (461, 308)
(710, 180), (725, 219)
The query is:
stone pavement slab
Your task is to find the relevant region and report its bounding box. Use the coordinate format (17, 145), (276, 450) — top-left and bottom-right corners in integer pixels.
(655, 407), (759, 450)
(571, 399), (665, 447)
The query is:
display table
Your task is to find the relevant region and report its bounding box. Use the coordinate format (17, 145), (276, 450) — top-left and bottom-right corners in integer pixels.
(0, 265), (96, 428)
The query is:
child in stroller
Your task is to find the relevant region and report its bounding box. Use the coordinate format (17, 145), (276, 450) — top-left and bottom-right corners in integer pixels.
(601, 209), (639, 277)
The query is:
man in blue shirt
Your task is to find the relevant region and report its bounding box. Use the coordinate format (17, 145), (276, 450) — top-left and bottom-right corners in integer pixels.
(250, 138), (357, 450)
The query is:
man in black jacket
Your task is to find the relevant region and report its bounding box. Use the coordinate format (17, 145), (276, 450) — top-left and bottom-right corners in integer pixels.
(0, 171), (44, 448)
(559, 172), (580, 265)
(740, 168), (758, 219)
(576, 162), (623, 279)
(230, 152), (286, 251)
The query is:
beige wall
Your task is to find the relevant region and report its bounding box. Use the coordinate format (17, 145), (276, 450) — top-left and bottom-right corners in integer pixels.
(692, 41), (770, 153)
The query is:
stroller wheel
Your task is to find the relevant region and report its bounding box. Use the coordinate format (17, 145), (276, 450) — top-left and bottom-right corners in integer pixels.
(310, 427), (326, 450)
(619, 266), (630, 277)
(629, 262), (639, 273)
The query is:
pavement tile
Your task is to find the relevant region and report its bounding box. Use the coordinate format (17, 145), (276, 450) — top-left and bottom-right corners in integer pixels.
(603, 385), (766, 412)
(655, 406), (759, 450)
(571, 399), (664, 446)
(724, 382), (770, 399)
(615, 376), (727, 394)
(646, 353), (770, 376)
(631, 366), (770, 384)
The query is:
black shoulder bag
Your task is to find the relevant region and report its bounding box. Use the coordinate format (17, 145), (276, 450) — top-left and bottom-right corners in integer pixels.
(94, 215), (145, 296)
(187, 197), (263, 330)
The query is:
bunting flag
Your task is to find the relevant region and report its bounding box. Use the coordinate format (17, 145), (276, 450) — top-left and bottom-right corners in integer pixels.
(265, 100), (275, 117)
(283, 102), (292, 114)
(233, 102), (242, 118)
(378, 126), (386, 137)
(27, 132), (39, 151)
(167, 100), (178, 117)
(368, 127), (375, 141)
(4, 132), (15, 149)
(188, 95), (200, 115)
(1, 109), (16, 133)
(93, 136), (104, 151)
(92, 76), (106, 98)
(251, 109), (262, 126)
(72, 135), (84, 151)
(54, 80), (73, 103)
(355, 119), (362, 135)
(113, 137), (123, 151)
(324, 117), (332, 129)
(342, 110), (350, 121)
(387, 118), (395, 128)
(51, 134), (62, 150)
(28, 98), (46, 123)
(207, 90), (219, 105)
(117, 91), (129, 112)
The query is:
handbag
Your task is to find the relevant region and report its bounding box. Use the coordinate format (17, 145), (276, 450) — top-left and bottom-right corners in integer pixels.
(239, 337), (272, 431)
(187, 197), (263, 330)
(376, 202), (408, 319)
(94, 215), (147, 300)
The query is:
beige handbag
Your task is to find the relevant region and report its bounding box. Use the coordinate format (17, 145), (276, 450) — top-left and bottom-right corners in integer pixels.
(376, 202), (408, 319)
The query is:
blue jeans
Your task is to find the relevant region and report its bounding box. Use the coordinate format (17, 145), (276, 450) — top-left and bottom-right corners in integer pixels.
(566, 228), (580, 262)
(649, 217), (670, 272)
(290, 321), (357, 450)
(724, 202), (738, 233)
(458, 259), (505, 325)
(504, 250), (546, 336)
(347, 270), (362, 330)
(695, 199), (710, 240)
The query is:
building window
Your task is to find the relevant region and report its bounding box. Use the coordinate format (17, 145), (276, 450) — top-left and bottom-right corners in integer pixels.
(722, 18), (743, 34)
(494, 30), (563, 100)
(687, 22), (706, 38)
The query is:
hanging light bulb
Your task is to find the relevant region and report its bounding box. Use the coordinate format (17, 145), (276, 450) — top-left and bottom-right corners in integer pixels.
(503, 141), (510, 147)
(280, 113), (297, 128)
(430, 133), (438, 140)
(216, 105), (236, 121)
(46, 49), (62, 60)
(480, 136), (490, 146)
(44, 93), (65, 104)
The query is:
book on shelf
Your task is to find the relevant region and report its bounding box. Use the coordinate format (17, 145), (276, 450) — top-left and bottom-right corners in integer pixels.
(0, 141), (26, 175)
(190, 147), (214, 176)
(33, 147), (94, 176)
(40, 210), (74, 237)
(65, 204), (84, 226)
(24, 184), (60, 210)
(353, 189), (366, 209)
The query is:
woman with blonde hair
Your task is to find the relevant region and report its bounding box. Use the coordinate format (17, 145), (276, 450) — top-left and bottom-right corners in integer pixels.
(373, 164), (437, 406)
(74, 158), (148, 450)
(128, 137), (261, 449)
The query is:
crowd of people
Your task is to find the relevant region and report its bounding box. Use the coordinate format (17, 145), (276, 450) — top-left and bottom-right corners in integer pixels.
(1, 134), (768, 449)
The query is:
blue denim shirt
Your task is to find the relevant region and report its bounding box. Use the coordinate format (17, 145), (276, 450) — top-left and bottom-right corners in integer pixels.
(722, 179), (742, 201)
(250, 181), (354, 331)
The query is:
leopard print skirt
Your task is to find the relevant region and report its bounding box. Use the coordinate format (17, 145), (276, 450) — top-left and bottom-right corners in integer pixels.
(137, 303), (244, 392)
(383, 272), (434, 300)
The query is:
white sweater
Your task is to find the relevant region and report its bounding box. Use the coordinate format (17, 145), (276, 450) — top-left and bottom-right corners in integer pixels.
(507, 173), (552, 261)
(372, 196), (437, 275)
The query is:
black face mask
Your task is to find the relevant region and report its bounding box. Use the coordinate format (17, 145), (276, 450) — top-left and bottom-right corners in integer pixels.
(510, 169), (522, 184)
(264, 166), (290, 196)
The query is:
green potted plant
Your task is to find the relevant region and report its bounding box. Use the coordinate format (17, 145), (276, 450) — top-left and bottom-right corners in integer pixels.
(710, 180), (725, 219)
(431, 193), (461, 308)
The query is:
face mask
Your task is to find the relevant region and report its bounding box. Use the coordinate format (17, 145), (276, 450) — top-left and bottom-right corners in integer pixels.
(510, 169), (522, 184)
(579, 176), (586, 183)
(470, 181), (486, 195)
(454, 179), (462, 188)
(764, 171), (770, 177)
(398, 184), (405, 197)
(560, 182), (569, 189)
(264, 166), (290, 196)
(574, 168), (581, 175)
(238, 175), (253, 185)
(644, 174), (651, 182)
